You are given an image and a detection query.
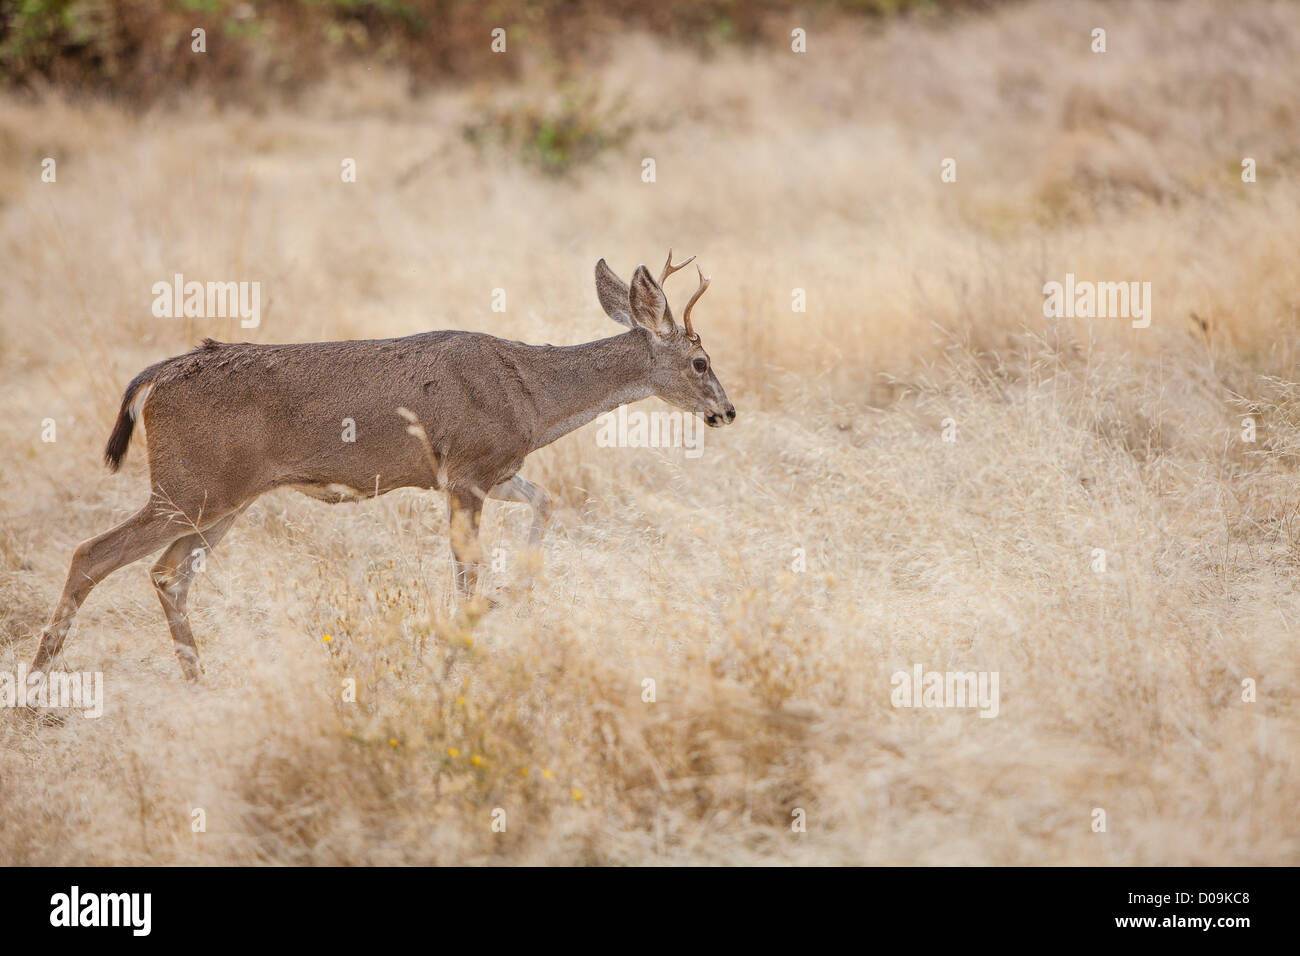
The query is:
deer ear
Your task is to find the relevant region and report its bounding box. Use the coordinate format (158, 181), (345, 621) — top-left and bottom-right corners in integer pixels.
(628, 264), (675, 337)
(595, 259), (634, 329)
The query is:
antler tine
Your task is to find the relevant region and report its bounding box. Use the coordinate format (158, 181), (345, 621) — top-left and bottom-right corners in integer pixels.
(681, 264), (710, 341)
(657, 248), (696, 287)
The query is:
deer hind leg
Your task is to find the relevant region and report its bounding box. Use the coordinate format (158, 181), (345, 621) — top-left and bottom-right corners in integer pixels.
(32, 502), (199, 673)
(150, 508), (245, 680)
(447, 487), (485, 601)
(487, 475), (553, 590)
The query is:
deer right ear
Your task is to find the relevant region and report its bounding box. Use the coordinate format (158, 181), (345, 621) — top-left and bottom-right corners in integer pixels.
(595, 259), (634, 329)
(628, 265), (675, 337)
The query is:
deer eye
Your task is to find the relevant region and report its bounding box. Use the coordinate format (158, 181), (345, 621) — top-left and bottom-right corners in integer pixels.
(692, 358), (708, 374)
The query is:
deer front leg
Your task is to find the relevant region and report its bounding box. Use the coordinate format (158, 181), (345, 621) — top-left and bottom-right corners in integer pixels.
(486, 476), (552, 595)
(447, 488), (485, 601)
(489, 474), (553, 545)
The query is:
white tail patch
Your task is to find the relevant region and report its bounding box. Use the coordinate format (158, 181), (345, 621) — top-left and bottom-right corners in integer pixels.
(130, 383), (154, 422)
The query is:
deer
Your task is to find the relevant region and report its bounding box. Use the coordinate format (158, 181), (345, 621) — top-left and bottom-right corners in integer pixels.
(29, 252), (734, 681)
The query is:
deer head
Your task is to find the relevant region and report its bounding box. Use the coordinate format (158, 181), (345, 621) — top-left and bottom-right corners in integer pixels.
(593, 250), (736, 427)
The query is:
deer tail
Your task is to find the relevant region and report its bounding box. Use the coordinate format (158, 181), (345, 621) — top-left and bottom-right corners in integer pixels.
(104, 373), (156, 472)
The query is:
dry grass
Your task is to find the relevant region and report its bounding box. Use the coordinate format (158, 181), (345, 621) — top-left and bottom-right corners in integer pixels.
(1, 0), (1298, 865)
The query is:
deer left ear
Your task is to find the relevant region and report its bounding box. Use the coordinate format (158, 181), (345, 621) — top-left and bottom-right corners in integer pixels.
(628, 265), (676, 338)
(595, 259), (634, 329)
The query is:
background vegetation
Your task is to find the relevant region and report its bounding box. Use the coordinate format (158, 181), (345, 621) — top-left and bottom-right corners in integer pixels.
(2, 0), (984, 103)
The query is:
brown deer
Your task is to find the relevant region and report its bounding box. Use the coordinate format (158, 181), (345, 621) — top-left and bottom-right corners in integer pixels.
(32, 252), (735, 680)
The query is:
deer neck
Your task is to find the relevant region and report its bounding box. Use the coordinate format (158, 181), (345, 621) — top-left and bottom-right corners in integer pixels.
(528, 331), (654, 450)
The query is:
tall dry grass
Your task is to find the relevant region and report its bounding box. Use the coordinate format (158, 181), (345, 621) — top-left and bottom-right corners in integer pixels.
(1, 0), (1298, 864)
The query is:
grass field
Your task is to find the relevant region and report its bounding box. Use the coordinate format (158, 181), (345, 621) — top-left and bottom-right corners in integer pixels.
(1, 0), (1298, 864)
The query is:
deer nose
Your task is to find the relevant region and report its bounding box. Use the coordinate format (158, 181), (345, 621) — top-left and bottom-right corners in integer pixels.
(724, 406), (736, 423)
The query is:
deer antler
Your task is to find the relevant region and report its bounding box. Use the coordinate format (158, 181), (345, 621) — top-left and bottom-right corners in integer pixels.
(682, 265), (710, 342)
(658, 248), (696, 287)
